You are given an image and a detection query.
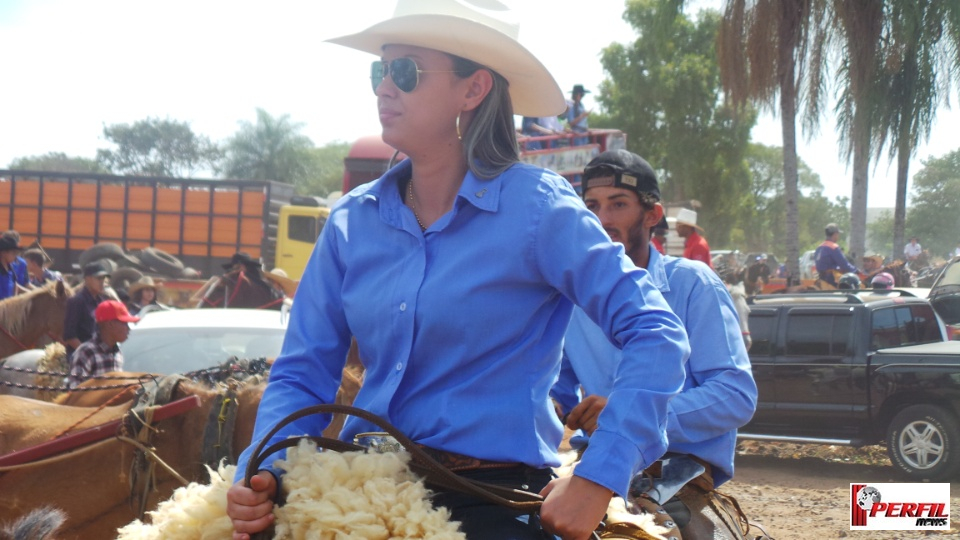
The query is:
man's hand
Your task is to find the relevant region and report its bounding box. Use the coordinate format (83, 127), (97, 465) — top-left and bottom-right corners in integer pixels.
(227, 471), (277, 540)
(539, 475), (612, 539)
(564, 395), (607, 434)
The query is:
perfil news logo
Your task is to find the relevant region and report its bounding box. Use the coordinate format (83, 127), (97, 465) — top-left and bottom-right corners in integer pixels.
(851, 483), (950, 530)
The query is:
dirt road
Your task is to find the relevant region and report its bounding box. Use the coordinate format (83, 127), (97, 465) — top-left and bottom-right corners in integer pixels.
(723, 442), (960, 539)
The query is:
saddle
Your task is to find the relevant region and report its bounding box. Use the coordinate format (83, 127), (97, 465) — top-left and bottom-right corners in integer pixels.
(629, 455), (774, 540)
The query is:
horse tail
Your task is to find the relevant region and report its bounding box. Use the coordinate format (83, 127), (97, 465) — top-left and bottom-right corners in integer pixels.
(1, 506), (66, 540)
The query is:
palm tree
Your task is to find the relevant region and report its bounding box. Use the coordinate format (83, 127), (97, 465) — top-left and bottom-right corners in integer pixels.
(223, 109), (314, 183)
(717, 0), (830, 279)
(832, 0), (885, 261)
(872, 1), (960, 259)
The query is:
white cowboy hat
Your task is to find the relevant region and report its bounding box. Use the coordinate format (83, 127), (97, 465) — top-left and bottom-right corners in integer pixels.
(326, 0), (565, 117)
(675, 208), (703, 232)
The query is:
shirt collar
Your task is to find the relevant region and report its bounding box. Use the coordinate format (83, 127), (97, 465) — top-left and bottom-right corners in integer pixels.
(645, 244), (670, 293)
(366, 160), (503, 229)
(93, 333), (119, 353)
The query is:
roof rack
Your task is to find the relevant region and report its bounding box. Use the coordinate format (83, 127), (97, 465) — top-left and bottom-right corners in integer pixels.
(749, 291), (866, 305)
(748, 289), (921, 305)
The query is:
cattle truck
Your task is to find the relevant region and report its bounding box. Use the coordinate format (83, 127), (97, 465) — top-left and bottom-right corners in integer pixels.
(0, 170), (304, 279)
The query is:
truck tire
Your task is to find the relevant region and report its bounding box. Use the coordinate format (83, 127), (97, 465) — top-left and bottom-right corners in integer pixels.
(886, 404), (960, 481)
(110, 267), (144, 291)
(92, 258), (118, 276)
(140, 247), (184, 276)
(116, 251), (146, 270)
(79, 242), (124, 267)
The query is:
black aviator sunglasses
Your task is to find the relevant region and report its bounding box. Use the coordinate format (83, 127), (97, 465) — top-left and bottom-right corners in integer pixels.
(370, 58), (457, 94)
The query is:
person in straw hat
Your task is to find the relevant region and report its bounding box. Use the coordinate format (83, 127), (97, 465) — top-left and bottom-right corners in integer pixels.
(227, 1), (689, 538)
(125, 275), (168, 316)
(674, 208), (712, 269)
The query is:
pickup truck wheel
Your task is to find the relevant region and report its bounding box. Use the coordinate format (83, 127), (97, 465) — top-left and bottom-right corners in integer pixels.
(887, 404), (960, 481)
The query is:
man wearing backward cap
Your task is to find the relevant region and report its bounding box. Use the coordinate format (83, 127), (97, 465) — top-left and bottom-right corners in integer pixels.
(552, 150), (757, 535)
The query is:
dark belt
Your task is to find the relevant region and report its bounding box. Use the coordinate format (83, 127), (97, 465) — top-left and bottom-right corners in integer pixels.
(417, 445), (523, 473)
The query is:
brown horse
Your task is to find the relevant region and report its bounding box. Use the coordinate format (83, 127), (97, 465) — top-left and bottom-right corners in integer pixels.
(0, 281), (72, 359)
(53, 372), (158, 407)
(197, 267), (285, 310)
(0, 377), (266, 540)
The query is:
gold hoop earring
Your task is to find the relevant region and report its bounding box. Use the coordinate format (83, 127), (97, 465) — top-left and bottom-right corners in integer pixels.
(455, 113), (462, 141)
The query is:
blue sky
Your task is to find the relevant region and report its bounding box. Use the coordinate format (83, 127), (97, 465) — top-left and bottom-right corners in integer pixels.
(2, 0), (957, 209)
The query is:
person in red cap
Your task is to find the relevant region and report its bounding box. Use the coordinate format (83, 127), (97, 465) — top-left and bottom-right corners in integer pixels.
(67, 300), (140, 388)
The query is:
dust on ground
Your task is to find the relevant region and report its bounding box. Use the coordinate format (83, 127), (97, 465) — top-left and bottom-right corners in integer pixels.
(725, 441), (960, 539)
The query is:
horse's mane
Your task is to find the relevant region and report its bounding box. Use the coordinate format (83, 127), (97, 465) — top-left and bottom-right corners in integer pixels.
(0, 281), (72, 338)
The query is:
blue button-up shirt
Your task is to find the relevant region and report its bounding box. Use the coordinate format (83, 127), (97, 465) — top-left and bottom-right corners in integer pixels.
(554, 246), (757, 486)
(0, 256), (28, 300)
(236, 161), (689, 498)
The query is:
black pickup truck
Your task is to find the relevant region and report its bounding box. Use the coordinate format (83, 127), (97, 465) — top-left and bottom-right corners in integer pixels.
(739, 290), (960, 480)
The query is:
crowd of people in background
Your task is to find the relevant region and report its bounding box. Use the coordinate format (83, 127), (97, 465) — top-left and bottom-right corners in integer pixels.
(520, 84), (593, 150)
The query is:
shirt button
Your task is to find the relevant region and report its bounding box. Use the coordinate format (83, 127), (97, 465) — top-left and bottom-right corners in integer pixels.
(396, 363), (403, 371)
(399, 302), (407, 311)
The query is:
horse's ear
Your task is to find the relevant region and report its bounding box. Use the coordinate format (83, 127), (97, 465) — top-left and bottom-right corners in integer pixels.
(56, 280), (67, 299)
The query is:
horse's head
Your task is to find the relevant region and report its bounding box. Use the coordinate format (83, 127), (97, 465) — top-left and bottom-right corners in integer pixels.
(35, 280), (73, 341)
(0, 281), (73, 356)
(200, 267), (284, 310)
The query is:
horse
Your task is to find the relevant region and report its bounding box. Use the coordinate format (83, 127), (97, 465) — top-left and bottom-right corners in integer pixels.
(197, 266), (285, 310)
(53, 372), (158, 407)
(0, 376), (267, 540)
(860, 259), (913, 288)
(0, 281), (72, 359)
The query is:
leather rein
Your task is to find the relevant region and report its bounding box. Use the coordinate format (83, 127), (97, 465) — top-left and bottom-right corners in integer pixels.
(244, 403), (544, 512)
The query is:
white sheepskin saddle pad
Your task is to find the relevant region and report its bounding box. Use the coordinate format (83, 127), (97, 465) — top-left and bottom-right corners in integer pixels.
(117, 439), (466, 540)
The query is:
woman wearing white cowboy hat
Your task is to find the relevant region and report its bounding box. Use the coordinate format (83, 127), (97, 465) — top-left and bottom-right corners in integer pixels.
(228, 2), (688, 539)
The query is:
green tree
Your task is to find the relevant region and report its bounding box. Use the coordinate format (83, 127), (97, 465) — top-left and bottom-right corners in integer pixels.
(8, 152), (107, 173)
(717, 0), (831, 279)
(903, 149), (960, 258)
(96, 118), (222, 177)
(295, 142), (351, 197)
(873, 1), (960, 260)
(222, 109), (315, 185)
(597, 0), (754, 246)
(742, 143), (848, 256)
(833, 0), (885, 261)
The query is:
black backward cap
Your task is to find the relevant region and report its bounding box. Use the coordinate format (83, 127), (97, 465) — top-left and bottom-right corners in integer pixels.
(582, 149), (660, 201)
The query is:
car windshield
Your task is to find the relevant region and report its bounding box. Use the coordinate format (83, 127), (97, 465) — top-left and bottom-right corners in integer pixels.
(121, 326), (286, 375)
(931, 259), (960, 295)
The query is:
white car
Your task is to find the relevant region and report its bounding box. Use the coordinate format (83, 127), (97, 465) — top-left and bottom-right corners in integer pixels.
(121, 308), (288, 375)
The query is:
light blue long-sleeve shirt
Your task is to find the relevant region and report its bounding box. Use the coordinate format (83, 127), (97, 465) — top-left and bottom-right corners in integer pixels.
(554, 246), (757, 486)
(235, 160), (689, 498)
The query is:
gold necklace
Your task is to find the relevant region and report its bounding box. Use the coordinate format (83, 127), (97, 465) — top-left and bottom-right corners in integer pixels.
(407, 180), (426, 231)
